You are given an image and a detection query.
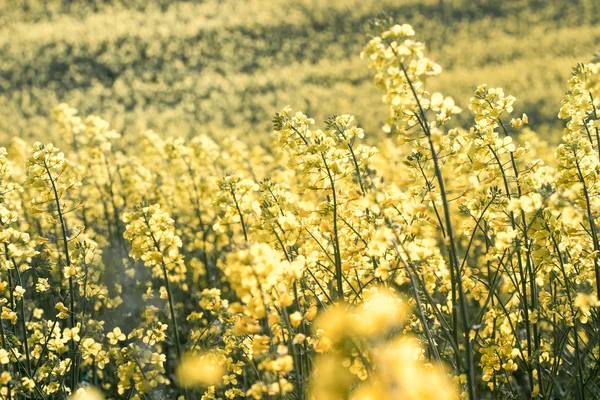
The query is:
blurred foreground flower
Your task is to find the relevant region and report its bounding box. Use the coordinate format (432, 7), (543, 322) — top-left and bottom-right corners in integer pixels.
(175, 352), (225, 388)
(69, 386), (104, 400)
(310, 288), (457, 400)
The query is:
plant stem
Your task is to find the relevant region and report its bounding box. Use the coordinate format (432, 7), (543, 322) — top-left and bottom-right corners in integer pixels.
(43, 161), (77, 391)
(398, 59), (477, 400)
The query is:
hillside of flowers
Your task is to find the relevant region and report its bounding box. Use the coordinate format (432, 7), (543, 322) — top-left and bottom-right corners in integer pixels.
(2, 13), (600, 400)
(2, 0), (600, 144)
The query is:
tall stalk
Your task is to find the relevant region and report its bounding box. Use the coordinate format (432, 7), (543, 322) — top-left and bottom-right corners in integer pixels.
(145, 218), (183, 363)
(397, 60), (477, 399)
(43, 161), (77, 391)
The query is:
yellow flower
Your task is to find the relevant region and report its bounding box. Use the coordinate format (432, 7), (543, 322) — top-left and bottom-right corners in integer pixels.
(175, 352), (224, 388)
(63, 327), (81, 343)
(13, 286), (25, 301)
(69, 386), (104, 400)
(21, 377), (35, 392)
(107, 327), (126, 345)
(289, 311), (302, 329)
(35, 278), (50, 292)
(55, 302), (69, 319)
(0, 349), (10, 364)
(0, 371), (11, 384)
(1, 307), (16, 325)
(80, 338), (102, 359)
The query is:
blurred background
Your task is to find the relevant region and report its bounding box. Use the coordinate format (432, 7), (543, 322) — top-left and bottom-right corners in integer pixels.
(1, 0), (599, 145)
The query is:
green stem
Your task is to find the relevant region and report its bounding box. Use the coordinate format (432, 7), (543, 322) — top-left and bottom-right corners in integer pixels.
(397, 59), (477, 399)
(320, 153), (344, 302)
(43, 161), (77, 391)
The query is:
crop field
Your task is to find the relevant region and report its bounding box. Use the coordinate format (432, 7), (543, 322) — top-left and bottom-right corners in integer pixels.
(1, 0), (600, 143)
(1, 1), (600, 399)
